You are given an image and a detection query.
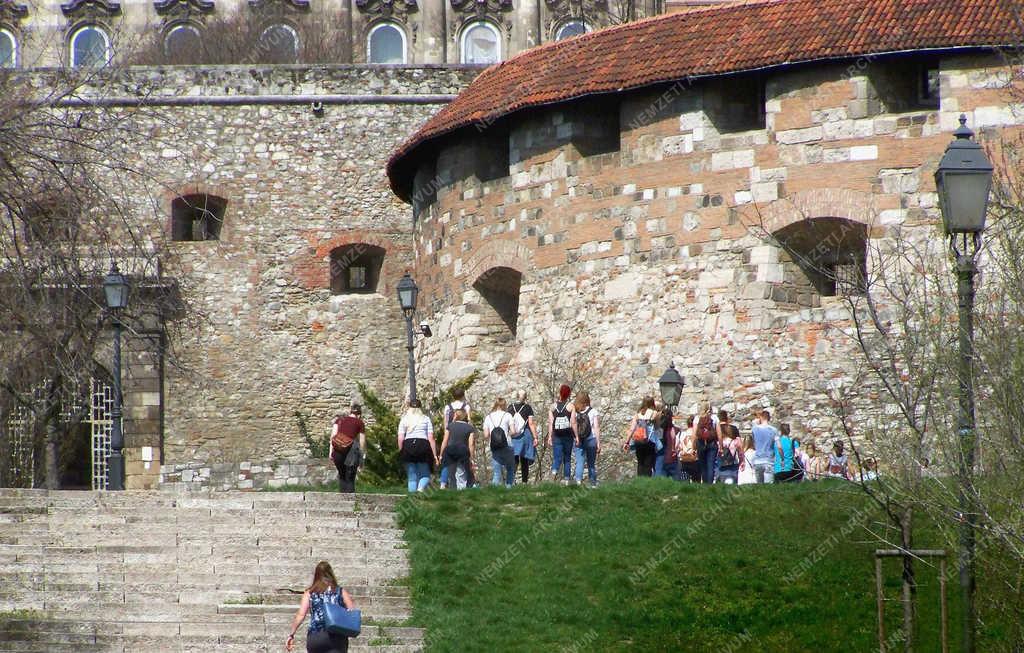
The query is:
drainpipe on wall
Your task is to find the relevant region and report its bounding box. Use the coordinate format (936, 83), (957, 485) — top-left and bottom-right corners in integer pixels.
(345, 0), (354, 63)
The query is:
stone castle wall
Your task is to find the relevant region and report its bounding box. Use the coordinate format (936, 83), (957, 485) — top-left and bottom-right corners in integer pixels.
(408, 53), (1022, 446)
(38, 65), (481, 487)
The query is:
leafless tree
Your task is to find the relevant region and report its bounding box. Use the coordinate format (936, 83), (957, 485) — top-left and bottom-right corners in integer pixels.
(0, 50), (195, 488)
(130, 10), (349, 66)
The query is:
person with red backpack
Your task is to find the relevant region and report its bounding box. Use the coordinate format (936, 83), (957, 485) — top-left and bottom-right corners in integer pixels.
(694, 402), (719, 484)
(547, 384), (577, 485)
(330, 404), (366, 494)
(621, 396), (659, 477)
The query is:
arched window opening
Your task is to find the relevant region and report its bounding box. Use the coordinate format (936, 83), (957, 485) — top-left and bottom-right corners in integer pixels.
(473, 266), (521, 341)
(164, 24), (201, 61)
(368, 22), (405, 64)
(0, 29), (17, 68)
(70, 25), (110, 68)
(772, 217), (867, 298)
(171, 194), (227, 242)
(330, 244), (385, 295)
(259, 23), (298, 63)
(555, 20), (587, 41)
(461, 21), (499, 65)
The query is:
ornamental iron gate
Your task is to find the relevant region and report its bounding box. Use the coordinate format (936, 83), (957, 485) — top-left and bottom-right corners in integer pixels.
(1, 377), (114, 490)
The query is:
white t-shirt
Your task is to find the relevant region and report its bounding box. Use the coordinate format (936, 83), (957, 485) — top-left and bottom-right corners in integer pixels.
(399, 413), (433, 441)
(444, 400), (471, 425)
(578, 407), (599, 437)
(484, 411), (514, 448)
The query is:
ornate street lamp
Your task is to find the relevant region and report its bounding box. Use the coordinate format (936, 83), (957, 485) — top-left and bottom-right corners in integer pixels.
(657, 362), (685, 410)
(934, 113), (993, 653)
(396, 273), (419, 403)
(103, 263), (130, 491)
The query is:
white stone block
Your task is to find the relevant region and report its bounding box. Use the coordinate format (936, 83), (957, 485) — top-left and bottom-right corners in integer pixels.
(756, 263), (785, 283)
(679, 111), (703, 131)
(711, 151), (733, 171)
(733, 149), (755, 168)
(666, 186), (683, 197)
(765, 99), (782, 114)
(734, 190), (753, 205)
(879, 209), (906, 225)
(776, 126), (823, 144)
(683, 212), (700, 231)
(603, 273), (639, 300)
(699, 269), (734, 289)
(750, 245), (779, 265)
(690, 183), (703, 194)
(692, 126), (705, 142)
(850, 145), (878, 161)
(752, 182), (778, 203)
(622, 183), (637, 194)
(853, 119), (875, 138)
(823, 147), (850, 163)
(975, 105), (1013, 127)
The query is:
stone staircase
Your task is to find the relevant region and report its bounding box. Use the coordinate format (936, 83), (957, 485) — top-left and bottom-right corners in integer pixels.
(0, 489), (423, 652)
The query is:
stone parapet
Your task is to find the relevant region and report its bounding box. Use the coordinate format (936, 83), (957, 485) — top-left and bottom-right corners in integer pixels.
(159, 458), (336, 491)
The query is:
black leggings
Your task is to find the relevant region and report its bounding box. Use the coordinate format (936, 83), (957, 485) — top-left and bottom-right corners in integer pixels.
(515, 456), (531, 483)
(635, 443), (657, 477)
(306, 630), (348, 653)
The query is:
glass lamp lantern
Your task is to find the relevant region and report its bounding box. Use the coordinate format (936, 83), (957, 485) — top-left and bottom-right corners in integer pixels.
(935, 114), (993, 236)
(658, 362), (685, 408)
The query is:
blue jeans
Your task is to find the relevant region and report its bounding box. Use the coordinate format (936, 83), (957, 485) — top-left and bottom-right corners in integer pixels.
(654, 451), (665, 476)
(406, 462), (430, 493)
(491, 459), (514, 487)
(551, 436), (573, 480)
(574, 437), (598, 484)
(660, 460), (680, 480)
(439, 465), (449, 486)
(698, 444), (718, 485)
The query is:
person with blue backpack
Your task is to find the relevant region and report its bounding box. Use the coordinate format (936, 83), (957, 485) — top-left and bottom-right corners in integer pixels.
(621, 396), (659, 477)
(286, 560), (356, 653)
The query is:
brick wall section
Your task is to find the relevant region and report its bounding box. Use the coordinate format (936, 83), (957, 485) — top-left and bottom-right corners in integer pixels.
(408, 53), (1023, 444)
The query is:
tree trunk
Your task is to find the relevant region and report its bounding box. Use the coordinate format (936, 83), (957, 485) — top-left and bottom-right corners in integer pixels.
(901, 507), (917, 653)
(43, 413), (60, 490)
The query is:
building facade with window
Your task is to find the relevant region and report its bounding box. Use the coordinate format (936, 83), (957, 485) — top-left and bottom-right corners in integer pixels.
(1, 0), (665, 67)
(388, 0), (1024, 440)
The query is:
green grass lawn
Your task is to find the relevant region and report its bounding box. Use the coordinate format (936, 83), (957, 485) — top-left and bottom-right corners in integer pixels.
(398, 479), (976, 653)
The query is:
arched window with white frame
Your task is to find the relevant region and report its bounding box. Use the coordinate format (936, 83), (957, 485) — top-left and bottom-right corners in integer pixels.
(460, 21), (500, 65)
(0, 28), (17, 68)
(367, 22), (406, 64)
(164, 23), (202, 62)
(555, 20), (588, 41)
(70, 25), (110, 67)
(258, 23), (298, 63)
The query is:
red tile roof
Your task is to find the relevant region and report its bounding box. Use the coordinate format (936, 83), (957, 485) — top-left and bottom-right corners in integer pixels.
(388, 0), (1023, 200)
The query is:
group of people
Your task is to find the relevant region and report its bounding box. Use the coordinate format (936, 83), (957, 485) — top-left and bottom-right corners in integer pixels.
(393, 385), (602, 491)
(631, 402), (856, 485)
(328, 385), (861, 494)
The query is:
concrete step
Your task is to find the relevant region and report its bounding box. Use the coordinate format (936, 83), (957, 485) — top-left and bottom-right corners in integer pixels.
(0, 489), (420, 652)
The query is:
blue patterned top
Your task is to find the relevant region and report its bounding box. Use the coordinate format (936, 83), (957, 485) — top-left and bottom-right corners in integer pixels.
(308, 587), (343, 634)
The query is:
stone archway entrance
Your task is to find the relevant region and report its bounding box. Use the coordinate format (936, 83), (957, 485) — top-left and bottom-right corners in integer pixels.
(772, 217), (868, 298)
(468, 266), (522, 367)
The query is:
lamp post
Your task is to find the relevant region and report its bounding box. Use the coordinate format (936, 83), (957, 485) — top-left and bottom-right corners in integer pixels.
(396, 273), (420, 404)
(657, 362), (685, 412)
(935, 114), (993, 653)
(103, 263), (130, 491)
